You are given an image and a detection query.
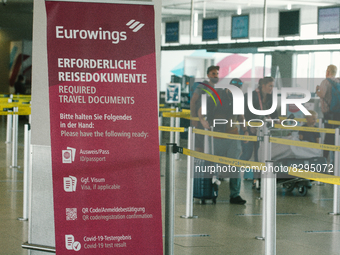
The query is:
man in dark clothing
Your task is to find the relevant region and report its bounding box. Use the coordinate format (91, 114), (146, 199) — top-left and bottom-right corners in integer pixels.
(198, 79), (248, 205)
(14, 75), (26, 94)
(190, 65), (220, 152)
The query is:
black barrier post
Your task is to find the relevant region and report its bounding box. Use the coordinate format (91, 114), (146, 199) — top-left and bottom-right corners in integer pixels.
(165, 143), (177, 255)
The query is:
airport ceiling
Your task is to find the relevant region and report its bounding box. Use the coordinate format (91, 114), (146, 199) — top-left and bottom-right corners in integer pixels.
(0, 0), (339, 40)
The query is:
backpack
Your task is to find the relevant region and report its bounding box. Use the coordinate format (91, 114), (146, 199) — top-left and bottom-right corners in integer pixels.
(327, 78), (340, 113)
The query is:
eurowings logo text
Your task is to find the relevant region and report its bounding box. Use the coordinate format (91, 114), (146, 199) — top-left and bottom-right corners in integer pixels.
(199, 82), (222, 115)
(126, 20), (145, 32)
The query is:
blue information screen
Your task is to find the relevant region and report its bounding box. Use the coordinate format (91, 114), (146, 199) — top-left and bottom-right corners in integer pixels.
(165, 22), (179, 43)
(202, 18), (218, 41)
(231, 15), (249, 39)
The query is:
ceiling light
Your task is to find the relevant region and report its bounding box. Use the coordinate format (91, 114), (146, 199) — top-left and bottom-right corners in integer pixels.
(237, 7), (242, 15)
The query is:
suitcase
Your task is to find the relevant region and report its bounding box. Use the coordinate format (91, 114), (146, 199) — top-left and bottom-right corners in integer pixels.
(193, 158), (218, 204)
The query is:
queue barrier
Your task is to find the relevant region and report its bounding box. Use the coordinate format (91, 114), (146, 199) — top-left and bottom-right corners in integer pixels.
(159, 121), (340, 186)
(162, 109), (340, 127)
(159, 126), (185, 132)
(162, 144), (340, 186)
(159, 108), (177, 112)
(278, 116), (340, 126)
(159, 120), (340, 186)
(274, 123), (335, 134)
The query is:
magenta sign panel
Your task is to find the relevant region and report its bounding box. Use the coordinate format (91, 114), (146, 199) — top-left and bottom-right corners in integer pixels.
(45, 1), (163, 254)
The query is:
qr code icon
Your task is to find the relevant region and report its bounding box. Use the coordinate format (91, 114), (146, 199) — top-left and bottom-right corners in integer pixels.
(66, 208), (77, 221)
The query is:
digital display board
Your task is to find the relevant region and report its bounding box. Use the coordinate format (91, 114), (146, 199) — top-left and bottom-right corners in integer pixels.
(279, 10), (300, 36)
(318, 6), (340, 34)
(165, 21), (179, 43)
(202, 18), (218, 41)
(231, 14), (249, 39)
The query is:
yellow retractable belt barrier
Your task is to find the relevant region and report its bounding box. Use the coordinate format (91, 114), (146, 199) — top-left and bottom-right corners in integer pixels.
(274, 124), (335, 134)
(193, 128), (258, 142)
(278, 116), (340, 126)
(327, 119), (340, 125)
(185, 149), (264, 168)
(270, 137), (340, 152)
(286, 167), (340, 185)
(159, 146), (340, 186)
(0, 103), (31, 115)
(161, 111), (198, 121)
(159, 126), (185, 132)
(159, 108), (177, 112)
(186, 149), (340, 186)
(162, 112), (190, 118)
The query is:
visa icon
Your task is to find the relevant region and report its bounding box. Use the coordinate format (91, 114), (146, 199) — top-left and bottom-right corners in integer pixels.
(64, 176), (77, 192)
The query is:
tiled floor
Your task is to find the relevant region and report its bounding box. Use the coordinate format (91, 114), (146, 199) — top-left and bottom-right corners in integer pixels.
(2, 116), (340, 254)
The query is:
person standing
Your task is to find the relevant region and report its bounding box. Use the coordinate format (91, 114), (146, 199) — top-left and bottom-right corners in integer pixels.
(190, 65), (220, 152)
(198, 78), (248, 205)
(316, 65), (340, 160)
(14, 75), (26, 94)
(242, 77), (278, 180)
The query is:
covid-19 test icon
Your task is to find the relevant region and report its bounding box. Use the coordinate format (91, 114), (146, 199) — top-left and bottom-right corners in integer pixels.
(65, 234), (81, 251)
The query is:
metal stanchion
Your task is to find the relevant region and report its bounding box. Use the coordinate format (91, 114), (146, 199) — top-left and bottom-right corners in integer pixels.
(182, 127), (197, 219)
(170, 107), (175, 143)
(165, 143), (176, 255)
(6, 112), (13, 144)
(10, 107), (19, 169)
(257, 126), (264, 197)
(265, 160), (276, 255)
(159, 115), (163, 145)
(175, 108), (180, 160)
(256, 124), (270, 240)
(6, 97), (13, 144)
(330, 128), (340, 215)
(204, 128), (209, 154)
(316, 118), (324, 186)
(18, 124), (31, 221)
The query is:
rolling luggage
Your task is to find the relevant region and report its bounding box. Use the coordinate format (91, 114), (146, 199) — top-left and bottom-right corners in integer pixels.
(193, 158), (218, 204)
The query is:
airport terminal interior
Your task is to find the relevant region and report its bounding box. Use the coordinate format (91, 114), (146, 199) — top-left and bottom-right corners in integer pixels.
(1, 0), (340, 254)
